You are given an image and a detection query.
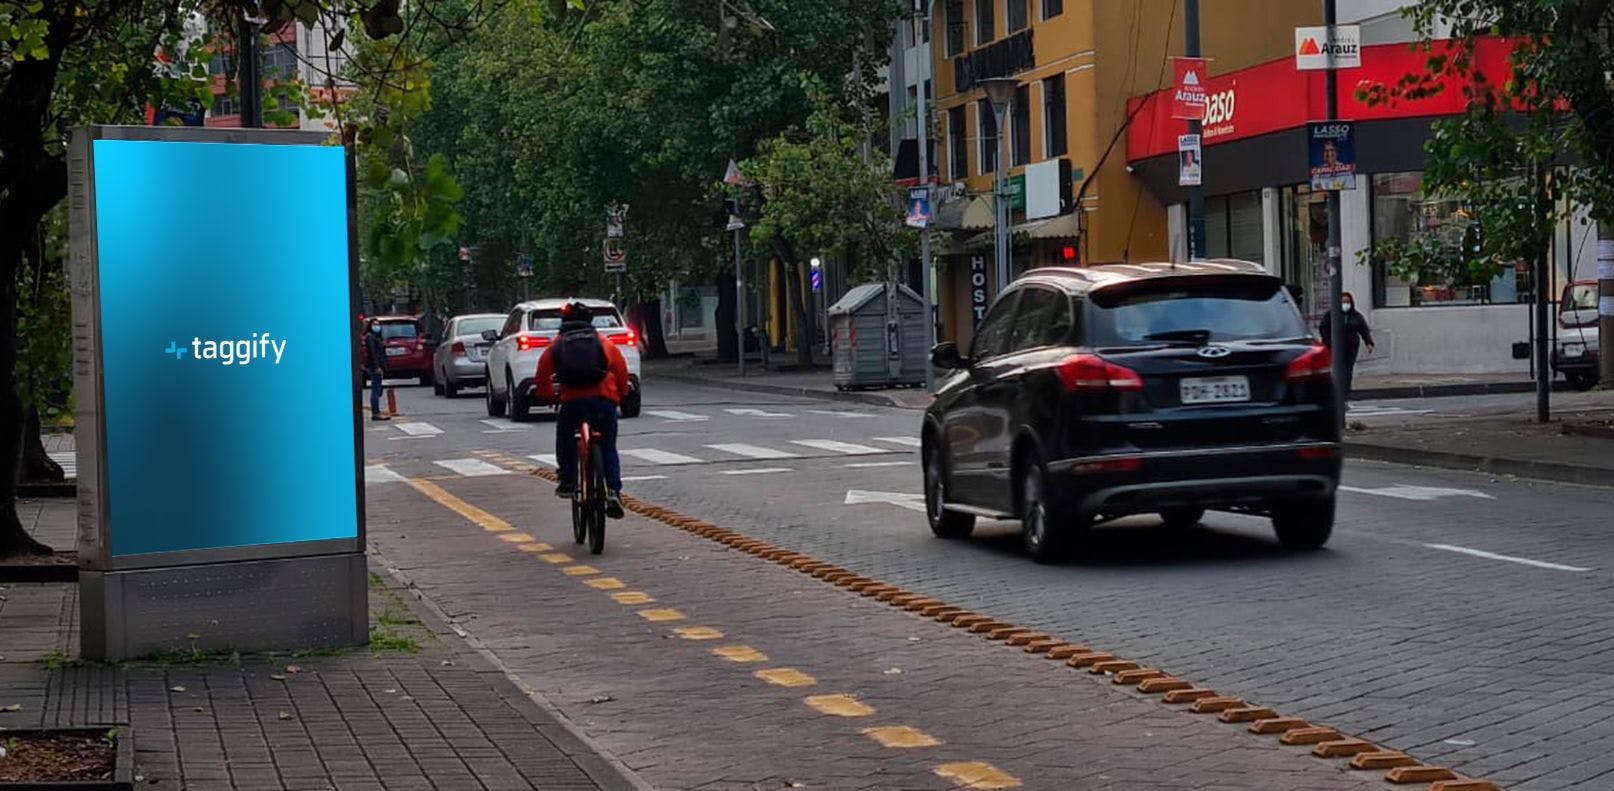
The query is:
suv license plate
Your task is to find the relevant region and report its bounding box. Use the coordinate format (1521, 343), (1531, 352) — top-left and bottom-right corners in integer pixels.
(385, 347), (408, 357)
(1180, 376), (1250, 404)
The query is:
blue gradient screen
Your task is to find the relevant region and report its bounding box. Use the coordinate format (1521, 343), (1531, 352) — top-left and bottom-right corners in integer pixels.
(93, 139), (359, 557)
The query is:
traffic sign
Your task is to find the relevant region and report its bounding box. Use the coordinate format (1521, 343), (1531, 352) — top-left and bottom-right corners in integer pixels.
(603, 240), (627, 273)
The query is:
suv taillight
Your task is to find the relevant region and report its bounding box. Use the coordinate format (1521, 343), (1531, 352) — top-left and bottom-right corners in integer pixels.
(1057, 354), (1144, 392)
(516, 335), (551, 352)
(609, 329), (637, 346)
(1284, 346), (1333, 382)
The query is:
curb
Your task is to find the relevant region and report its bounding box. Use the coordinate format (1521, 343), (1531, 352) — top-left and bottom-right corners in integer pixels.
(18, 482), (75, 498)
(0, 551), (78, 583)
(1347, 441), (1614, 487)
(1351, 380), (1554, 400)
(657, 370), (927, 409)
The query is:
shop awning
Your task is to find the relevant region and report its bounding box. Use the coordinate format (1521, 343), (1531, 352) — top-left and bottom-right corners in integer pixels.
(1014, 212), (1080, 239)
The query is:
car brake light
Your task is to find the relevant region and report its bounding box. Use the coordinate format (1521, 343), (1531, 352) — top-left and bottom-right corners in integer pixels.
(1071, 456), (1143, 474)
(516, 335), (551, 352)
(1284, 346), (1333, 382)
(609, 330), (637, 346)
(452, 341), (466, 356)
(1057, 354), (1144, 392)
(1298, 446), (1339, 460)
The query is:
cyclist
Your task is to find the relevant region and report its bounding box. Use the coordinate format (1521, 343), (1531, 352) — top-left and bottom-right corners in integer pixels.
(535, 300), (627, 519)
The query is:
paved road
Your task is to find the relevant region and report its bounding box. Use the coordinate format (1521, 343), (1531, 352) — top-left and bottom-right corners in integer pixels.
(366, 378), (1614, 789)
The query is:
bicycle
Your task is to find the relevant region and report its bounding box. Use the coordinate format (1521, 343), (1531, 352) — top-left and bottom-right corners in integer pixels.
(570, 419), (607, 555)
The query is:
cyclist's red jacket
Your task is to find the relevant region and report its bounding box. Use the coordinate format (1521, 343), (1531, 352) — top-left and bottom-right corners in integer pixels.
(534, 335), (630, 405)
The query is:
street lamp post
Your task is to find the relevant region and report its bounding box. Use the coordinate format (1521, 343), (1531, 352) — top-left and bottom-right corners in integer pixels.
(979, 77), (1018, 298)
(914, 0), (939, 390)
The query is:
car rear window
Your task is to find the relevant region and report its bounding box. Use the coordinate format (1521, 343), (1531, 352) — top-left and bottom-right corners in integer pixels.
(1565, 284), (1597, 310)
(457, 317), (504, 337)
(529, 308), (624, 332)
(1086, 276), (1307, 346)
(380, 322), (418, 340)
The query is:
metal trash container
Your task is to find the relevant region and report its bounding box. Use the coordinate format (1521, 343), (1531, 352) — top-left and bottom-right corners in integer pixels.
(828, 282), (929, 390)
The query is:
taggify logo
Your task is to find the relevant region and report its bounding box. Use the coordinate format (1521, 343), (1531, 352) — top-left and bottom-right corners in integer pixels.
(163, 333), (287, 366)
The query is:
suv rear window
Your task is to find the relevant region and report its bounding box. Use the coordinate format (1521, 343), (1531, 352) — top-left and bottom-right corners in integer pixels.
(1086, 276), (1307, 347)
(529, 308), (624, 332)
(379, 322), (418, 340)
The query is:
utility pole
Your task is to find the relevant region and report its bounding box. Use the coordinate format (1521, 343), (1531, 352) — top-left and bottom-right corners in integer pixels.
(1600, 220), (1614, 387)
(238, 9), (263, 128)
(915, 0), (938, 390)
(1184, 0), (1205, 260)
(1322, 0), (1345, 427)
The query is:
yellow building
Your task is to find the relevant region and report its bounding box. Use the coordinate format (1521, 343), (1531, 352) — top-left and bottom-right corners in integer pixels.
(929, 0), (1320, 349)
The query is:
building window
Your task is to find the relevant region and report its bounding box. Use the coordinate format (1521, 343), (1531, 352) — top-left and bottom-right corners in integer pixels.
(212, 94), (240, 117)
(1369, 172), (1517, 307)
(945, 0), (966, 57)
(1011, 84), (1031, 167)
(1042, 74), (1066, 158)
(977, 99), (998, 175)
(949, 106), (968, 180)
(1042, 0), (1063, 19)
(209, 54), (232, 76)
(262, 42), (298, 81)
(1204, 191), (1264, 265)
(913, 13), (931, 46)
(1006, 0), (1029, 33)
(975, 0), (995, 45)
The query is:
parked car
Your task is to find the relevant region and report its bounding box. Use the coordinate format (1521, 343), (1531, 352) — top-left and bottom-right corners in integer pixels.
(1552, 280), (1601, 391)
(922, 261), (1342, 563)
(432, 313), (506, 397)
(360, 315), (434, 386)
(481, 298), (642, 421)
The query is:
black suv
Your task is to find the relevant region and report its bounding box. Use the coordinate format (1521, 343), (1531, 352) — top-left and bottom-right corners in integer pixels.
(922, 261), (1341, 562)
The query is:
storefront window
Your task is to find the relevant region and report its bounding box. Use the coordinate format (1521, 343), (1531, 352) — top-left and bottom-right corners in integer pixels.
(1281, 185), (1329, 322)
(1204, 191), (1263, 266)
(1369, 172), (1520, 308)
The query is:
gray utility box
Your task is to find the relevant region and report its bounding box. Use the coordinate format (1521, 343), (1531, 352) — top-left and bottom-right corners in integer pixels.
(829, 282), (929, 390)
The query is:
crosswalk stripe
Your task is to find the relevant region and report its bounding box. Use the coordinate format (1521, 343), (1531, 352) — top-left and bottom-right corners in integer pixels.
(528, 454), (557, 467)
(622, 448), (705, 465)
(366, 465), (407, 485)
(872, 436), (922, 448)
(721, 468), (792, 476)
(396, 422), (443, 436)
(809, 410), (873, 418)
(724, 408), (792, 418)
(434, 458), (511, 477)
(790, 439), (889, 455)
(646, 410), (709, 421)
(706, 443), (799, 460)
(622, 475), (669, 482)
(480, 419), (529, 432)
(845, 461), (910, 468)
(49, 451), (77, 478)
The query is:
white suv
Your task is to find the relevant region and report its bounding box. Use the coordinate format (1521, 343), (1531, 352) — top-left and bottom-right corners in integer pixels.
(482, 298), (643, 420)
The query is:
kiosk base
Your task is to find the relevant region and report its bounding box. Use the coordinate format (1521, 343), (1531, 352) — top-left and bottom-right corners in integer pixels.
(80, 553), (368, 662)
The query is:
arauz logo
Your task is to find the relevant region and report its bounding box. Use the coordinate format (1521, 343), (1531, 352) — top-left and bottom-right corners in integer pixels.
(163, 333), (288, 365)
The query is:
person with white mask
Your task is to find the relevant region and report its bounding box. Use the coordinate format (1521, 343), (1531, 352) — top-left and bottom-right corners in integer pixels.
(1319, 291), (1376, 401)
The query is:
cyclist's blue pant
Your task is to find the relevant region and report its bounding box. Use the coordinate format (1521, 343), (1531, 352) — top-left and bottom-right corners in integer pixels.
(556, 397), (622, 495)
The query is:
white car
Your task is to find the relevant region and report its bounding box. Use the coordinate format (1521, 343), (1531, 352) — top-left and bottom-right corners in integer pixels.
(482, 298), (642, 420)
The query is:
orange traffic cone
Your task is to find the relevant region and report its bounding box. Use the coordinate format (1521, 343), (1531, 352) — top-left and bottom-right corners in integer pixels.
(386, 388), (399, 417)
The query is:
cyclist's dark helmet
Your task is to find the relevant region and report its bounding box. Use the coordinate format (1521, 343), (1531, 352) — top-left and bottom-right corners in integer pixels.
(559, 300), (593, 324)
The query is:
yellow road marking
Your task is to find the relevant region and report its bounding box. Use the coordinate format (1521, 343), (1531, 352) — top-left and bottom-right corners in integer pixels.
(538, 553), (573, 564)
(499, 532), (536, 543)
(933, 762), (1021, 789)
(804, 694), (873, 717)
(517, 543), (556, 553)
(405, 479), (513, 532)
(862, 726), (939, 749)
(585, 577), (627, 590)
(562, 565), (600, 576)
(674, 626), (723, 640)
(611, 592), (655, 605)
(711, 645), (768, 663)
(754, 668), (815, 688)
(637, 608), (685, 622)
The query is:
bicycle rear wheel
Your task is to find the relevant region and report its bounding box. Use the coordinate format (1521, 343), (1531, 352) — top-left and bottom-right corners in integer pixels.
(587, 443), (606, 555)
(571, 499), (586, 545)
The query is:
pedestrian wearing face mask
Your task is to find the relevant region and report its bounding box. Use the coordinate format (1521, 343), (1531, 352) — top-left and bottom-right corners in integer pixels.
(364, 318), (391, 421)
(1319, 291), (1375, 401)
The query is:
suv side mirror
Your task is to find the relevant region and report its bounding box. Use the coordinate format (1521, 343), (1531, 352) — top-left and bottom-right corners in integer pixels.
(481, 329), (499, 342)
(931, 342), (968, 370)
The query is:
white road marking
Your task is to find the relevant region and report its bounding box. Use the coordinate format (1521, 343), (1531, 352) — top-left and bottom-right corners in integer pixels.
(844, 461), (911, 469)
(433, 458), (510, 477)
(843, 489), (928, 513)
(365, 465), (407, 485)
(1424, 543), (1592, 573)
(809, 410), (873, 418)
(396, 422), (443, 437)
(646, 410), (709, 422)
(388, 435), (434, 441)
(726, 408), (793, 418)
(622, 475), (669, 482)
(1348, 404), (1434, 417)
(721, 468), (792, 476)
(528, 454), (558, 467)
(871, 436), (923, 448)
(706, 443), (799, 460)
(791, 439), (890, 455)
(49, 452), (76, 478)
(622, 448), (705, 465)
(480, 419), (528, 432)
(1340, 485), (1494, 501)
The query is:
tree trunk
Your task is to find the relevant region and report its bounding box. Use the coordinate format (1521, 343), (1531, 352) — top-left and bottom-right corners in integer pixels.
(19, 406), (63, 482)
(715, 270), (738, 362)
(786, 260), (814, 367)
(635, 297), (671, 359)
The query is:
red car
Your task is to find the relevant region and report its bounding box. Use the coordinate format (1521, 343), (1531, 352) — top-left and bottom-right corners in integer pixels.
(361, 315), (435, 386)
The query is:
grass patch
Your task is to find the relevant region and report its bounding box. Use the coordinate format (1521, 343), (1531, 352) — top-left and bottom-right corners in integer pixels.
(130, 647), (242, 667)
(368, 571), (384, 589)
(41, 649), (82, 670)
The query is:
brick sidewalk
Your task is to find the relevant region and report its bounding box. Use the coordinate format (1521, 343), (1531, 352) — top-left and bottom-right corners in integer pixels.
(1, 499), (640, 791)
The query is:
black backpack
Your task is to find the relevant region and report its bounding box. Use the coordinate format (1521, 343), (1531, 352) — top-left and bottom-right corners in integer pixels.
(552, 327), (609, 387)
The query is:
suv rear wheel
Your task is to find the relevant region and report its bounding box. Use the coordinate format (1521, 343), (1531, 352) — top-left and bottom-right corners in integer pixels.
(485, 369), (505, 417)
(1020, 461), (1080, 563)
(1271, 497), (1334, 550)
(507, 371), (533, 422)
(923, 445), (974, 539)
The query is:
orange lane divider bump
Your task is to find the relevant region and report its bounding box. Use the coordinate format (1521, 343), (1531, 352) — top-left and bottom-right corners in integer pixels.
(1189, 697), (1244, 714)
(1137, 677), (1193, 694)
(1066, 652), (1114, 668)
(1280, 727), (1342, 745)
(1089, 660), (1139, 675)
(1312, 739), (1377, 758)
(1219, 706), (1279, 724)
(1385, 766), (1459, 784)
(1163, 688), (1217, 704)
(1429, 782), (1499, 791)
(1247, 717), (1307, 734)
(1113, 668), (1165, 685)
(1350, 751), (1419, 770)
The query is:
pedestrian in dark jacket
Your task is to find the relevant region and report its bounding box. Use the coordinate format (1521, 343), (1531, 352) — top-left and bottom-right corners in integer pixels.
(364, 319), (390, 421)
(1319, 291), (1375, 401)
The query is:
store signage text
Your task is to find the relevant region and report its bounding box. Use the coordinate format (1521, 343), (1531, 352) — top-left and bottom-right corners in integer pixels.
(969, 256), (989, 328)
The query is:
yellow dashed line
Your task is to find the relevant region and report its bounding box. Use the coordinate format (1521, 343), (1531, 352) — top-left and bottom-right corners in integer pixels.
(804, 694), (873, 717)
(711, 645), (768, 663)
(499, 532), (536, 543)
(585, 577), (627, 590)
(674, 626), (723, 640)
(537, 553), (573, 564)
(637, 608), (685, 622)
(862, 726), (939, 749)
(754, 668), (816, 688)
(933, 762), (1022, 789)
(517, 543), (556, 553)
(562, 565), (600, 576)
(610, 591), (655, 605)
(404, 479), (513, 532)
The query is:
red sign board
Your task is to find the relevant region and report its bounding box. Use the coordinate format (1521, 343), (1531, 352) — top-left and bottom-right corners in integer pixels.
(1127, 37), (1518, 161)
(1171, 57), (1208, 120)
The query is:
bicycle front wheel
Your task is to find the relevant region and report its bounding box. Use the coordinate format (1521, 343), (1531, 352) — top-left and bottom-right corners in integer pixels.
(587, 444), (606, 555)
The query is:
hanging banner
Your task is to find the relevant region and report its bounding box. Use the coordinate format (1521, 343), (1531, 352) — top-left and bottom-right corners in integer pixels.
(1307, 120), (1356, 191)
(1171, 57), (1208, 120)
(1177, 134), (1202, 186)
(905, 187), (931, 229)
